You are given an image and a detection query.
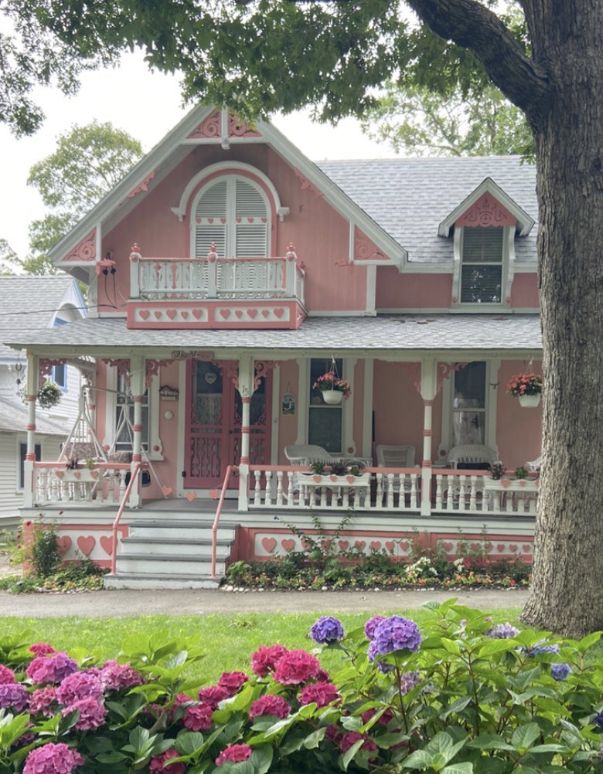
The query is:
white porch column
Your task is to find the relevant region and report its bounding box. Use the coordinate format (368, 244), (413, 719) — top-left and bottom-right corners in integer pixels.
(23, 351), (39, 508)
(419, 359), (438, 516)
(129, 355), (145, 507)
(237, 354), (254, 511)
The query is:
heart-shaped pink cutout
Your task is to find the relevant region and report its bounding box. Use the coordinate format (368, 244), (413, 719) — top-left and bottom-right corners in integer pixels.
(209, 489), (219, 499)
(247, 309), (258, 319)
(154, 311), (162, 319)
(470, 542), (481, 551)
(77, 536), (96, 556)
(55, 470), (64, 479)
(501, 478), (511, 488)
(281, 538), (296, 552)
(57, 536), (72, 554)
(166, 309), (177, 320)
(184, 491), (196, 503)
(181, 311), (189, 319)
(90, 469), (99, 479)
(273, 308), (285, 319)
(442, 541), (454, 551)
(399, 541), (409, 551)
(522, 543), (532, 553)
(192, 309), (203, 319)
(312, 475), (322, 483)
(73, 471), (81, 480)
(261, 310), (270, 318)
(509, 544), (518, 553)
(219, 309), (231, 319)
(139, 310), (150, 320)
(354, 540), (366, 551)
(261, 537), (277, 553)
(161, 486), (173, 497)
(100, 536), (113, 555)
(338, 540), (349, 550)
(235, 310), (243, 318)
(346, 475), (355, 484)
(370, 540), (382, 551)
(497, 543), (506, 552)
(385, 540), (395, 553)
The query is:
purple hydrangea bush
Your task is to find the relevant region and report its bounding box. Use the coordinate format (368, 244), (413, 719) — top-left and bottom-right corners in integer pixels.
(0, 606), (601, 772)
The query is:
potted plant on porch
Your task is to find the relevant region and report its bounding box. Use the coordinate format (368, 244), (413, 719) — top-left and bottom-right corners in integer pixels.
(313, 362), (351, 405)
(506, 373), (543, 407)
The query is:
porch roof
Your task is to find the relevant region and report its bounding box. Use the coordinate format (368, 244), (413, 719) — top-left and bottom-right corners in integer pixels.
(4, 314), (542, 356)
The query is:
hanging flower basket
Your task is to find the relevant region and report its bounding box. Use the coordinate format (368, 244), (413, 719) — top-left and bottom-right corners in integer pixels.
(506, 373), (542, 408)
(312, 371), (351, 404)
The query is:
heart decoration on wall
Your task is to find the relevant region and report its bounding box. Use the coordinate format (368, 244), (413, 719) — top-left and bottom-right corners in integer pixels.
(261, 537), (277, 554)
(77, 536), (96, 556)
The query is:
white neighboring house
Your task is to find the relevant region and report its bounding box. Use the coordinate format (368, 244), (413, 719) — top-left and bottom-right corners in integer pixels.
(0, 276), (86, 521)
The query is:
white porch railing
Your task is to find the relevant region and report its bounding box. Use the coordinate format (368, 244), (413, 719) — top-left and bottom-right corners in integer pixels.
(248, 466), (421, 512)
(246, 465), (538, 516)
(32, 462), (134, 507)
(130, 249), (305, 303)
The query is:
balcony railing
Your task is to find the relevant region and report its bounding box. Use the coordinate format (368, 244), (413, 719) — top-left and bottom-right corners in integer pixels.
(129, 243), (305, 304)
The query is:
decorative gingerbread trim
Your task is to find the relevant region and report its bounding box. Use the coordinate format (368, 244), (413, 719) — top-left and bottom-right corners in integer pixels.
(188, 110), (221, 139)
(294, 168), (324, 198)
(62, 230), (96, 263)
(456, 192), (516, 229)
(127, 172), (155, 199)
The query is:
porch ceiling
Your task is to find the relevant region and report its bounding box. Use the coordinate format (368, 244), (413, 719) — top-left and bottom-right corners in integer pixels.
(4, 314), (542, 357)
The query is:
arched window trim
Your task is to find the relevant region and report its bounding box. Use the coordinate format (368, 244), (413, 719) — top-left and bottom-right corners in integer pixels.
(171, 161), (287, 222)
(189, 172), (274, 259)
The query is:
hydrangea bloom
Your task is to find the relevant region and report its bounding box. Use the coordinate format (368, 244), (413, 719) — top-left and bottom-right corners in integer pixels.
(364, 616), (386, 641)
(249, 694), (291, 720)
(299, 682), (340, 707)
(251, 644), (288, 677)
(273, 650), (320, 685)
(29, 687), (58, 717)
(315, 668), (331, 683)
(215, 744), (252, 766)
(183, 703), (213, 731)
(23, 743), (83, 774)
(57, 672), (103, 706)
(593, 709), (603, 729)
(218, 671), (248, 696)
(400, 670), (421, 695)
(0, 683), (28, 712)
(361, 707), (394, 727)
(0, 664), (16, 684)
(100, 660), (144, 692)
(27, 653), (78, 684)
(149, 749), (186, 774)
(63, 697), (107, 731)
(551, 663), (571, 681)
(369, 616), (422, 658)
(197, 685), (229, 708)
(29, 643), (57, 657)
(487, 623), (520, 639)
(310, 616), (345, 644)
(523, 642), (561, 656)
(339, 731), (378, 753)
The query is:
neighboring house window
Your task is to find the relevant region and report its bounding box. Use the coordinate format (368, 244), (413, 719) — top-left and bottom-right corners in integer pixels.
(308, 358), (343, 454)
(460, 227), (503, 304)
(192, 175), (270, 258)
(52, 364), (67, 390)
(18, 442), (41, 490)
(115, 374), (149, 452)
(452, 362), (487, 446)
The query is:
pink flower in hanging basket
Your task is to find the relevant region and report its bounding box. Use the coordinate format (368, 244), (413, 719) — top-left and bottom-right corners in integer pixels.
(506, 373), (542, 397)
(312, 372), (352, 398)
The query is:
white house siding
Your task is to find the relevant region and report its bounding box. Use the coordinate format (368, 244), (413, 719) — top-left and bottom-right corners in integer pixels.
(0, 364), (81, 430)
(0, 432), (62, 520)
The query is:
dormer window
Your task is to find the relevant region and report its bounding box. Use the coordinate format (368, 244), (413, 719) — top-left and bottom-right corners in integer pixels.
(460, 227), (503, 304)
(191, 175), (270, 258)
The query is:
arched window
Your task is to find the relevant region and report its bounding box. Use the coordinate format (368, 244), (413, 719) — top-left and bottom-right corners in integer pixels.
(192, 175), (270, 259)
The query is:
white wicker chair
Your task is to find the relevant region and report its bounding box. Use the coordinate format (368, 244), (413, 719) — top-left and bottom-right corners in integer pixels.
(447, 444), (497, 469)
(376, 444), (416, 468)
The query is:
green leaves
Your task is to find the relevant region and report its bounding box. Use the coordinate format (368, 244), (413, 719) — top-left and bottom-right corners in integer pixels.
(403, 732), (467, 771)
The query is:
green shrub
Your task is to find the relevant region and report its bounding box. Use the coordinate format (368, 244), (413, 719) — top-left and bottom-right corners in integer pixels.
(30, 523), (61, 577)
(0, 602), (602, 772)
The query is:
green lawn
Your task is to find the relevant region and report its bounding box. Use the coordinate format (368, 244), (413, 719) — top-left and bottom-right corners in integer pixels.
(0, 608), (521, 684)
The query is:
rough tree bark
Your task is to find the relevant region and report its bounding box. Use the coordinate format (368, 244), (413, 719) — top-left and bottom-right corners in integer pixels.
(408, 0), (603, 636)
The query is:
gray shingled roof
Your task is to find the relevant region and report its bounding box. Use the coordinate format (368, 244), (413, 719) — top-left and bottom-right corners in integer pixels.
(317, 156), (538, 265)
(0, 395), (67, 436)
(0, 276), (78, 360)
(6, 314), (541, 353)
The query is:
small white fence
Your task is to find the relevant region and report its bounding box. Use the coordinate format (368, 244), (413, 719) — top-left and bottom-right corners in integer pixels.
(32, 463), (133, 507)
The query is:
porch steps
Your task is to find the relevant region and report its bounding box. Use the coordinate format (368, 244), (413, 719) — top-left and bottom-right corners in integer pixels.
(104, 519), (237, 590)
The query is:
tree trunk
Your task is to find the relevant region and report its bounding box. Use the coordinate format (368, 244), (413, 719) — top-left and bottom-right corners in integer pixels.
(521, 2), (603, 636)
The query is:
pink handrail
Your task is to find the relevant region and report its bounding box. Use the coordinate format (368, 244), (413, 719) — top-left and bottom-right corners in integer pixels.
(211, 464), (238, 578)
(110, 463), (142, 575)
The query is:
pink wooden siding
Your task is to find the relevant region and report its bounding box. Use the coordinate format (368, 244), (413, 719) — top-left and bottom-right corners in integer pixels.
(511, 274), (539, 308)
(496, 360), (542, 469)
(376, 270), (452, 310)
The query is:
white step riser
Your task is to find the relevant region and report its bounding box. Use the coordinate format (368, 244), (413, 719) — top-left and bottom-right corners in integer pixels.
(104, 576), (220, 590)
(120, 542), (231, 558)
(128, 527), (236, 541)
(116, 558), (226, 576)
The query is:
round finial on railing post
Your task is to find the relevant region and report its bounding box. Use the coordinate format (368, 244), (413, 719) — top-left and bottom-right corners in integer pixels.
(207, 242), (218, 263)
(129, 243), (142, 262)
(285, 242), (297, 261)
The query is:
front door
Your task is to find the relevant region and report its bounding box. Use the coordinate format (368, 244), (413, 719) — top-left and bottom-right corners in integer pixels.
(184, 359), (271, 488)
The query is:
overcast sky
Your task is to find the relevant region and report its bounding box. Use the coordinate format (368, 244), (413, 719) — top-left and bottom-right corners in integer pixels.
(1, 52), (397, 256)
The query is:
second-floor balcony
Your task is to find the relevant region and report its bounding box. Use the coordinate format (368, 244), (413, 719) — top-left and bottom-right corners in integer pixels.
(127, 243), (306, 330)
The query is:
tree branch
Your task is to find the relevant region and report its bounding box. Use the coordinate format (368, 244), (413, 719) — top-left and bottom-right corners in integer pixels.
(405, 0), (550, 127)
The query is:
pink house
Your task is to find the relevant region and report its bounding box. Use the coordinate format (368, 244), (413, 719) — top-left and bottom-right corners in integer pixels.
(8, 106), (542, 588)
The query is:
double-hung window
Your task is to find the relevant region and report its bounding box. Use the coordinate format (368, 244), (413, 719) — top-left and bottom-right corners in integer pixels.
(452, 362), (487, 446)
(460, 227), (503, 304)
(308, 359), (343, 454)
(114, 373), (149, 452)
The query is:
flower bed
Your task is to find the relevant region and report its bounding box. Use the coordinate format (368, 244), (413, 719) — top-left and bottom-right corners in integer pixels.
(0, 603), (602, 772)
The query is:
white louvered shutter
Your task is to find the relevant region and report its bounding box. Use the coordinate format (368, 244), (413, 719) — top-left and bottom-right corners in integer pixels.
(234, 179), (269, 258)
(194, 180), (227, 258)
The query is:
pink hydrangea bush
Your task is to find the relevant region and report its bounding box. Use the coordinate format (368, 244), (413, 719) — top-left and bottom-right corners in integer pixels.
(1, 607), (603, 772)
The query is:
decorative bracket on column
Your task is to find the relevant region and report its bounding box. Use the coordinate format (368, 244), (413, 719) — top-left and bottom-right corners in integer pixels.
(145, 359), (174, 386)
(101, 358), (131, 378)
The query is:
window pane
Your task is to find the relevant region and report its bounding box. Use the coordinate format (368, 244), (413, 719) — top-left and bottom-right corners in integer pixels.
(463, 228), (503, 263)
(309, 408), (342, 453)
(452, 411), (485, 446)
(53, 364), (66, 388)
(460, 265), (502, 303)
(454, 362), (486, 409)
